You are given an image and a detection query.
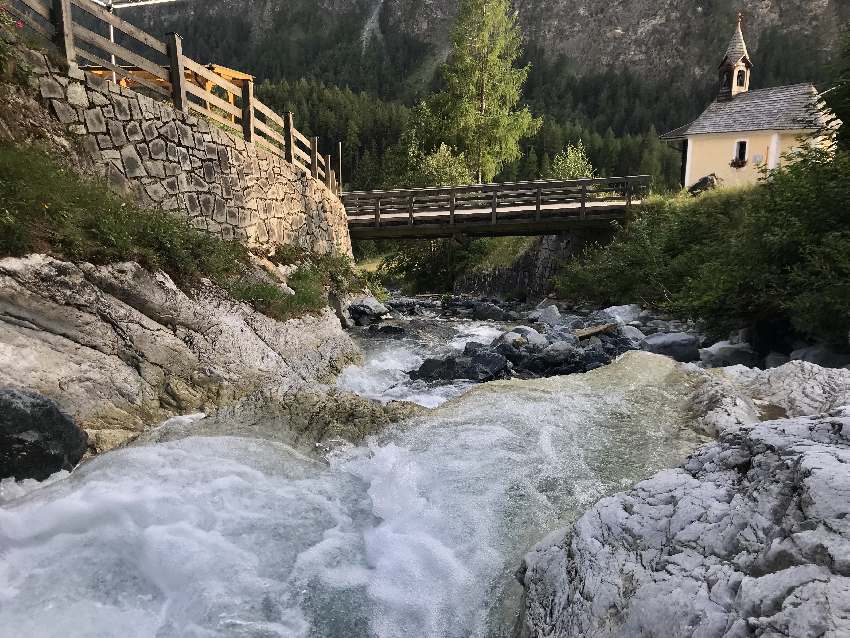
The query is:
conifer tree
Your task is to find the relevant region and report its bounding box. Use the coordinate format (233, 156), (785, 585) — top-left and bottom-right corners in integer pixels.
(434, 0), (541, 183)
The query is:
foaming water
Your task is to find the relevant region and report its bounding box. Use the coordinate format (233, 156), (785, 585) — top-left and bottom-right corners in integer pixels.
(0, 352), (704, 638)
(337, 319), (504, 407)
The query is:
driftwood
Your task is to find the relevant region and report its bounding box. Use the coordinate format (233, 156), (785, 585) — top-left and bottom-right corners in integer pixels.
(574, 323), (618, 339)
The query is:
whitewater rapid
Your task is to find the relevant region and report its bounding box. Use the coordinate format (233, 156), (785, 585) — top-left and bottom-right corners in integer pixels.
(0, 324), (705, 637)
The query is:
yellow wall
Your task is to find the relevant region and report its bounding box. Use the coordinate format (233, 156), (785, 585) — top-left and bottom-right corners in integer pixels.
(685, 130), (818, 188)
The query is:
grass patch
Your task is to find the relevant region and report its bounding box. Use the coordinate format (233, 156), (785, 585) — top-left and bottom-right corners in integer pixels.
(0, 143), (365, 320)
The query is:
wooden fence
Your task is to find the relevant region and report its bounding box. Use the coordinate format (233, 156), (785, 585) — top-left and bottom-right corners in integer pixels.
(6, 0), (341, 193)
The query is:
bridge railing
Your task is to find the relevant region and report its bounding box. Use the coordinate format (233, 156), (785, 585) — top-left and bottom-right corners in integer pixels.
(6, 0), (341, 194)
(343, 176), (652, 229)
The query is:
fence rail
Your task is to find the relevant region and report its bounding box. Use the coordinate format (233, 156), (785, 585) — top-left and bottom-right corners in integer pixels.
(7, 0), (341, 194)
(343, 176), (651, 239)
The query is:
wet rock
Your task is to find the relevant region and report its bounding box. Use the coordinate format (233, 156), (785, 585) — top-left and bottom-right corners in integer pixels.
(618, 325), (646, 348)
(765, 351), (791, 369)
(529, 305), (562, 326)
(368, 324), (406, 337)
(347, 296), (389, 326)
(521, 409), (850, 637)
(410, 352), (510, 382)
(472, 302), (508, 321)
(642, 332), (700, 362)
(0, 388), (87, 480)
(790, 344), (850, 369)
(601, 304), (642, 324)
(699, 340), (761, 368)
(511, 326), (548, 351)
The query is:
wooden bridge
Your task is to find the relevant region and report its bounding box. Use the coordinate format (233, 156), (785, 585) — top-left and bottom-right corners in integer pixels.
(342, 176), (651, 240)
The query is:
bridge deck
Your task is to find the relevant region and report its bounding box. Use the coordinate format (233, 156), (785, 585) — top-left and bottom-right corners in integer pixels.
(343, 176), (651, 240)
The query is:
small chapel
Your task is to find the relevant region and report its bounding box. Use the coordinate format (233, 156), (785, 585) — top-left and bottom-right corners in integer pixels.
(660, 14), (836, 189)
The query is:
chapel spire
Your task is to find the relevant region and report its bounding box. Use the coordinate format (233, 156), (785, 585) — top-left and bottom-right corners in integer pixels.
(718, 12), (752, 101)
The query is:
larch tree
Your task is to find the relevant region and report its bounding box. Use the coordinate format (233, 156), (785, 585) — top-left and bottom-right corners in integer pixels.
(435, 0), (540, 183)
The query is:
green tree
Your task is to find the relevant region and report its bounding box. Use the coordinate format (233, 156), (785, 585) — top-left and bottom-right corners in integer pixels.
(433, 0), (541, 182)
(550, 141), (595, 179)
(827, 26), (850, 149)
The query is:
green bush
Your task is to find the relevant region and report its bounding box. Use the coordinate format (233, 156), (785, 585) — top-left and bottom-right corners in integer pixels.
(556, 147), (850, 345)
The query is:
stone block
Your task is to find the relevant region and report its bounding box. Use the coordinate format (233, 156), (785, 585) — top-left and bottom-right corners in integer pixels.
(129, 98), (142, 120)
(81, 136), (99, 158)
(163, 176), (179, 195)
(68, 124), (86, 135)
(65, 82), (89, 108)
(85, 72), (109, 93)
(120, 144), (146, 178)
(107, 162), (129, 193)
(51, 100), (79, 125)
(177, 147), (191, 170)
(136, 143), (150, 161)
(149, 138), (166, 160)
(145, 182), (168, 202)
(176, 121), (192, 145)
(164, 162), (181, 177)
(84, 108), (107, 133)
(125, 122), (144, 142)
(178, 173), (191, 192)
(221, 225), (234, 240)
(108, 119), (128, 147)
(184, 194), (200, 215)
(97, 134), (114, 150)
(199, 194), (215, 217)
(113, 95), (131, 120)
(39, 77), (64, 100)
(144, 160), (165, 178)
(142, 122), (158, 141)
(160, 121), (178, 142)
(166, 143), (178, 162)
(203, 162), (217, 182)
(191, 174), (207, 191)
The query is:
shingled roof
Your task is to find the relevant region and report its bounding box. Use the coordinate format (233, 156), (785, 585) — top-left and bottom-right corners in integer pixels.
(721, 15), (751, 67)
(660, 84), (827, 140)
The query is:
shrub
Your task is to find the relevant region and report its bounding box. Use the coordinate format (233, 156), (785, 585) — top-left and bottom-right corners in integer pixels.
(555, 147), (850, 345)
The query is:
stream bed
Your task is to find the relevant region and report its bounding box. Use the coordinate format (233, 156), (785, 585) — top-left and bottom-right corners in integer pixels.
(0, 317), (707, 637)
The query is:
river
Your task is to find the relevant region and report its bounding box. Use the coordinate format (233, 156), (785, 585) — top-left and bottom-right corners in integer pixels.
(0, 315), (706, 637)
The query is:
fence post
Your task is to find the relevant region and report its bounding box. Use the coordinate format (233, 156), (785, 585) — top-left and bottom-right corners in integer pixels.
(490, 190), (497, 224)
(580, 184), (587, 220)
(166, 33), (187, 114)
(51, 0), (76, 69)
(408, 194), (414, 226)
(535, 186), (542, 221)
(310, 137), (319, 179)
(337, 141), (343, 192)
(284, 112), (295, 163)
(241, 79), (255, 143)
(375, 198), (381, 228)
(450, 189), (456, 226)
(325, 154), (332, 189)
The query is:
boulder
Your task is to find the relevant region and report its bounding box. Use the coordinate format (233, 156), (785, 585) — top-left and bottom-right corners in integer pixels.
(522, 410), (850, 638)
(618, 325), (646, 348)
(688, 173), (722, 196)
(642, 332), (700, 362)
(368, 324), (406, 336)
(529, 305), (562, 326)
(540, 341), (583, 366)
(410, 352), (510, 382)
(601, 304), (642, 324)
(0, 387), (87, 480)
(790, 344), (850, 369)
(346, 296), (389, 326)
(699, 340), (761, 368)
(472, 302), (508, 321)
(511, 326), (549, 351)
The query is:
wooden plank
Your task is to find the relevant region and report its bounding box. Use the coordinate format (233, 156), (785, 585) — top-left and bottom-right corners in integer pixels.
(292, 127), (311, 149)
(182, 56), (242, 98)
(324, 154), (332, 188)
(76, 48), (171, 98)
(254, 118), (285, 145)
(185, 81), (242, 119)
(72, 23), (169, 81)
(188, 101), (241, 134)
(294, 145), (311, 167)
(70, 0), (167, 55)
(253, 99), (284, 128)
(6, 1), (53, 39)
(293, 158), (310, 175)
(15, 0), (51, 21)
(310, 137), (319, 179)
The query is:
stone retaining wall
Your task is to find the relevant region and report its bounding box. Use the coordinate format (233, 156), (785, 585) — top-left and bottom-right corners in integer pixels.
(25, 49), (351, 256)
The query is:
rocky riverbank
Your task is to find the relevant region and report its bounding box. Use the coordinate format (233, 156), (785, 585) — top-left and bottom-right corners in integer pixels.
(520, 358), (850, 637)
(0, 254), (360, 456)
